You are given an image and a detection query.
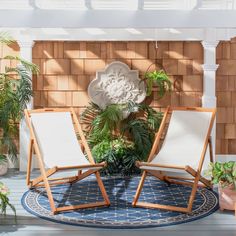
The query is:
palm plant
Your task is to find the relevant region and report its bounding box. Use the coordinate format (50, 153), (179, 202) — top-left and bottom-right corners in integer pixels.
(81, 101), (163, 175)
(0, 32), (39, 165)
(122, 119), (153, 159)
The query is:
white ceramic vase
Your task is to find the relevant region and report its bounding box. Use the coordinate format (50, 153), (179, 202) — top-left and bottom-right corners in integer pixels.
(0, 162), (8, 176)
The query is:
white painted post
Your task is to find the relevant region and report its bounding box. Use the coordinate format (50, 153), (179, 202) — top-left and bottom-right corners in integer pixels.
(18, 40), (35, 171)
(201, 40), (219, 161)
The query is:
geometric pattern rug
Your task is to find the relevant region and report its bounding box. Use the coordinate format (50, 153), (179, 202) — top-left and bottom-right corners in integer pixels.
(21, 175), (219, 229)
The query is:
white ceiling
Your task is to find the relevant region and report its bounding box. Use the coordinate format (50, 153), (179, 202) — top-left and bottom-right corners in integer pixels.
(1, 0), (236, 41)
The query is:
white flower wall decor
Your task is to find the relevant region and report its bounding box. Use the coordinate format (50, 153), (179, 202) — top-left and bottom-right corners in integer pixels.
(88, 61), (146, 110)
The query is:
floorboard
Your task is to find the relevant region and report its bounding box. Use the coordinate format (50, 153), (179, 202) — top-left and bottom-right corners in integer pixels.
(0, 170), (236, 236)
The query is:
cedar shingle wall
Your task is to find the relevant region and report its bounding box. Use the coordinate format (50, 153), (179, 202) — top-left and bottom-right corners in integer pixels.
(8, 41), (236, 154)
(32, 41), (203, 117)
(216, 39), (236, 154)
(2, 40), (236, 155)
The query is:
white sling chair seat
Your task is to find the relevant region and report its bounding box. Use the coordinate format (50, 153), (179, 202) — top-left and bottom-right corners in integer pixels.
(139, 110), (213, 175)
(31, 112), (99, 169)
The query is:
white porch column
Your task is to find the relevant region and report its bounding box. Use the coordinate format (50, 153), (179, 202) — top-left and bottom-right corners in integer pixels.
(18, 40), (35, 171)
(201, 40), (219, 160)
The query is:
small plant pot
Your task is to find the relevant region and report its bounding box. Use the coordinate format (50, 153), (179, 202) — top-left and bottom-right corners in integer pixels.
(218, 184), (236, 214)
(0, 162), (8, 176)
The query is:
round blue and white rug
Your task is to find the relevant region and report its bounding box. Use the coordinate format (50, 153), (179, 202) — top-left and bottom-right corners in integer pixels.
(21, 175), (218, 229)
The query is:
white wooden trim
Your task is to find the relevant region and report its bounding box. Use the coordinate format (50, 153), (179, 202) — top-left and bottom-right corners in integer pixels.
(216, 155), (236, 162)
(201, 39), (219, 161)
(2, 10), (236, 28)
(19, 40), (35, 172)
(0, 28), (233, 42)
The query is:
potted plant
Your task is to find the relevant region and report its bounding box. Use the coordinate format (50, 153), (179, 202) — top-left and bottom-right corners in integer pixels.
(81, 102), (163, 175)
(206, 161), (236, 212)
(0, 181), (16, 217)
(0, 155), (8, 176)
(144, 70), (171, 97)
(0, 32), (38, 174)
(81, 65), (172, 176)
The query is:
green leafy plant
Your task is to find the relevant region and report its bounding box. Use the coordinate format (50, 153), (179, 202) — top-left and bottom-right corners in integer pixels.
(0, 182), (16, 217)
(0, 154), (7, 165)
(122, 119), (153, 158)
(81, 102), (163, 175)
(0, 32), (14, 45)
(91, 138), (141, 175)
(205, 161), (236, 189)
(90, 104), (123, 145)
(81, 67), (170, 176)
(144, 70), (171, 97)
(0, 33), (39, 164)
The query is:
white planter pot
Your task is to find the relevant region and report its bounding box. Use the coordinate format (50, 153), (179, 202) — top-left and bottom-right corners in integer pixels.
(0, 163), (8, 176)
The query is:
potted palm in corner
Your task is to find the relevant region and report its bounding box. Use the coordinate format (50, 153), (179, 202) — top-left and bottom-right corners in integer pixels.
(206, 161), (236, 213)
(0, 155), (8, 175)
(0, 32), (38, 175)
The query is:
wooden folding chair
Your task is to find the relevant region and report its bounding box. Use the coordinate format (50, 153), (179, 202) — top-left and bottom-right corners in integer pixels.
(24, 108), (110, 214)
(132, 107), (216, 213)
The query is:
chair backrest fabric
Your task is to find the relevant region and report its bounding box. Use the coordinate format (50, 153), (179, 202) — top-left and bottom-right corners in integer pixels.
(151, 110), (213, 171)
(30, 112), (90, 168)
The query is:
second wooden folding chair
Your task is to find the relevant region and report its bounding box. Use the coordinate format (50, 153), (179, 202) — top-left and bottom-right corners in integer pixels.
(24, 108), (110, 214)
(133, 107), (216, 213)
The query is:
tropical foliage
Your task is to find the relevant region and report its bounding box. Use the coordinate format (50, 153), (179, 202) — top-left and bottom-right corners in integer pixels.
(0, 32), (39, 164)
(0, 154), (7, 165)
(205, 161), (236, 189)
(81, 102), (163, 175)
(81, 67), (172, 176)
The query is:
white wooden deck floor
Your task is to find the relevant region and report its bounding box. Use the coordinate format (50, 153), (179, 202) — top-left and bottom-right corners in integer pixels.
(0, 170), (236, 236)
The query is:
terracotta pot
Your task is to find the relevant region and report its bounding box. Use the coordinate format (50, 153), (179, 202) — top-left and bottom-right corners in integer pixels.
(218, 184), (236, 212)
(0, 162), (8, 176)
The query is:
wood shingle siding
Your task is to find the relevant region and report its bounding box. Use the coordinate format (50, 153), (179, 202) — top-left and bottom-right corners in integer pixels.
(216, 39), (236, 154)
(4, 40), (236, 155)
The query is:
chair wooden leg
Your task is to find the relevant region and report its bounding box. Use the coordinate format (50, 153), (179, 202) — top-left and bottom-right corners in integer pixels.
(30, 167), (109, 214)
(55, 201), (108, 214)
(35, 156), (57, 213)
(187, 173), (201, 212)
(186, 166), (212, 189)
(40, 170), (57, 213)
(26, 139), (33, 186)
(146, 170), (171, 185)
(132, 171), (147, 206)
(71, 169), (82, 185)
(133, 169), (204, 213)
(135, 202), (190, 213)
(209, 137), (214, 163)
(30, 167), (57, 188)
(69, 169), (97, 185)
(95, 172), (110, 206)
